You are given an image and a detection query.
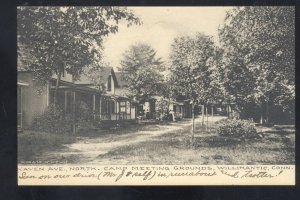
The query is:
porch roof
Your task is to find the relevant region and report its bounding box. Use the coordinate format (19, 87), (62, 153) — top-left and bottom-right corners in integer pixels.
(111, 95), (131, 101)
(50, 78), (102, 94)
(17, 80), (29, 86)
(50, 78), (133, 101)
(168, 100), (185, 106)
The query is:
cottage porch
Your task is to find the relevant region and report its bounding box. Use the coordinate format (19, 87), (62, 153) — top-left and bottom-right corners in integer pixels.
(49, 79), (136, 125)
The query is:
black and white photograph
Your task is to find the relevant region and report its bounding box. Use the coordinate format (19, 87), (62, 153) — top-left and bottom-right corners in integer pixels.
(17, 6), (295, 170)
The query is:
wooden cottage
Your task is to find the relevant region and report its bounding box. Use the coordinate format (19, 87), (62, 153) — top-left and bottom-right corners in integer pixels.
(17, 67), (136, 130)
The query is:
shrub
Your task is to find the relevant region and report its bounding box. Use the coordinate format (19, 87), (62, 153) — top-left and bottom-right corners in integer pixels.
(31, 105), (72, 134)
(217, 119), (260, 140)
(76, 101), (96, 130)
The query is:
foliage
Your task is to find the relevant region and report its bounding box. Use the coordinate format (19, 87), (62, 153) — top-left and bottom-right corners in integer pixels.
(119, 43), (165, 102)
(155, 98), (169, 115)
(168, 33), (222, 141)
(31, 102), (99, 133)
(76, 101), (95, 129)
(154, 97), (175, 121)
(31, 105), (72, 134)
(219, 6), (295, 120)
(169, 33), (223, 105)
(217, 119), (260, 140)
(18, 7), (141, 103)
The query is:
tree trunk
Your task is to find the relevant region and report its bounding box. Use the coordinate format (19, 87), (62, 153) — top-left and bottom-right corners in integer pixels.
(211, 105), (214, 121)
(53, 66), (63, 106)
(72, 74), (76, 135)
(266, 100), (269, 124)
(202, 104), (205, 126)
(191, 101), (195, 145)
(227, 98), (230, 118)
(206, 106), (208, 132)
(260, 100), (264, 125)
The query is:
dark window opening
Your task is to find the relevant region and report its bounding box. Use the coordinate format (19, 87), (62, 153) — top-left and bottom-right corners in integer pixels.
(65, 91), (72, 114)
(111, 101), (115, 114)
(107, 75), (111, 91)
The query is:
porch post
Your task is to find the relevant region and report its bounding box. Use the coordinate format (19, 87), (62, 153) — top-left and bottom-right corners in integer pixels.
(72, 90), (76, 134)
(107, 99), (109, 120)
(115, 100), (118, 120)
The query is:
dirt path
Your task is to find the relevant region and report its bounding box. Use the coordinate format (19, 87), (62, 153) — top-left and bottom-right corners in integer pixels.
(42, 116), (226, 164)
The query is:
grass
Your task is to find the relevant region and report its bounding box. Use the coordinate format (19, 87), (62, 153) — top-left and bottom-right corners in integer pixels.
(18, 118), (295, 165)
(17, 121), (173, 162)
(96, 122), (295, 165)
(75, 121), (172, 137)
(18, 131), (76, 163)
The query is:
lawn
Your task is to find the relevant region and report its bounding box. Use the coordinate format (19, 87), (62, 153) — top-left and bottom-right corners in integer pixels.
(18, 131), (76, 163)
(18, 118), (295, 165)
(17, 121), (173, 163)
(96, 121), (295, 165)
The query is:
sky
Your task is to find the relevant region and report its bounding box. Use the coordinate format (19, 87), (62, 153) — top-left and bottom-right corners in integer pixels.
(102, 7), (231, 70)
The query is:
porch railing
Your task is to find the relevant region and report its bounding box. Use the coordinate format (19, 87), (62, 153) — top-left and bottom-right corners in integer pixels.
(93, 113), (132, 121)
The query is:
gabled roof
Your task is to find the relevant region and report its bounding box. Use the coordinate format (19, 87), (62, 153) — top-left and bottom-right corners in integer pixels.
(114, 72), (129, 87)
(76, 67), (114, 85)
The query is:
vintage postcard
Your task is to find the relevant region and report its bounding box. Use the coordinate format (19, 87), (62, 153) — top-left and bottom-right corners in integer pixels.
(17, 6), (295, 185)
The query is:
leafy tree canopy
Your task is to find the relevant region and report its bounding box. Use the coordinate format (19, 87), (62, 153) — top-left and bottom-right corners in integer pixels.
(18, 6), (141, 83)
(219, 6), (295, 115)
(119, 43), (165, 102)
(169, 33), (222, 104)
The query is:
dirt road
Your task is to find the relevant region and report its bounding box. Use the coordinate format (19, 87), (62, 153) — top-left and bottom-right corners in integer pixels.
(42, 116), (225, 164)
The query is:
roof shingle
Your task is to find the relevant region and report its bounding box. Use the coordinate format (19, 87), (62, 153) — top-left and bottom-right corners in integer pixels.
(114, 72), (129, 87)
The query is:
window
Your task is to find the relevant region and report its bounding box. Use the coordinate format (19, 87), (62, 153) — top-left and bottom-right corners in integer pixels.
(126, 101), (131, 114)
(119, 101), (126, 113)
(101, 100), (108, 114)
(95, 96), (100, 114)
(101, 99), (115, 114)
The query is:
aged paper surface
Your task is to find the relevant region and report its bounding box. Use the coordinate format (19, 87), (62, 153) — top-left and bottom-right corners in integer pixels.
(17, 6), (295, 186)
(18, 165), (295, 185)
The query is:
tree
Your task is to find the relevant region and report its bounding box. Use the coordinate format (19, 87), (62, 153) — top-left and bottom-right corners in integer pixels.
(18, 6), (140, 105)
(119, 43), (165, 103)
(219, 6), (295, 122)
(169, 33), (218, 143)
